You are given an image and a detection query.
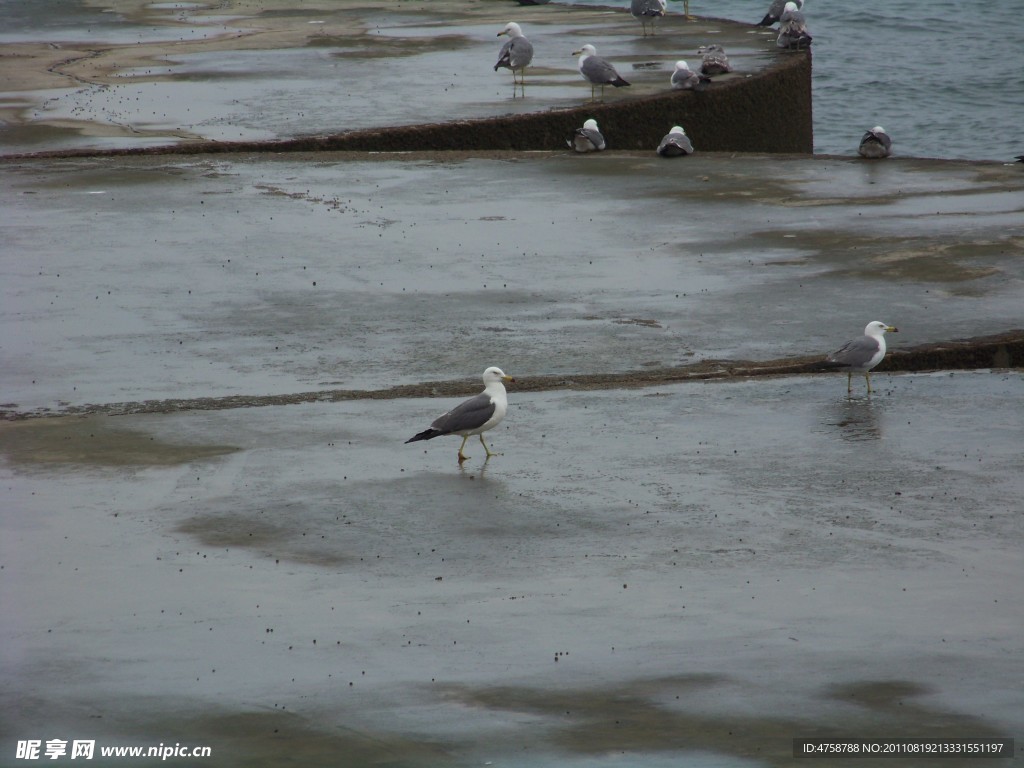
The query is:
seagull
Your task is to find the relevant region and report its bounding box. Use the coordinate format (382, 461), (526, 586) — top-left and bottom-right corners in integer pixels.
(494, 22), (534, 95)
(568, 118), (606, 152)
(657, 125), (694, 156)
(573, 44), (630, 101)
(631, 0), (667, 37)
(698, 44), (732, 75)
(826, 321), (898, 394)
(670, 60), (709, 90)
(406, 367), (515, 464)
(758, 0), (802, 26)
(858, 126), (893, 158)
(777, 1), (812, 48)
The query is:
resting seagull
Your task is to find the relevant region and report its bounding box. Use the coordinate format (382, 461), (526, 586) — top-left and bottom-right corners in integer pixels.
(406, 367), (515, 464)
(777, 2), (812, 48)
(826, 321), (898, 394)
(758, 0), (802, 26)
(568, 118), (606, 152)
(573, 44), (630, 101)
(858, 126), (892, 158)
(671, 60), (709, 90)
(698, 44), (732, 75)
(631, 0), (667, 37)
(494, 22), (534, 95)
(657, 125), (694, 156)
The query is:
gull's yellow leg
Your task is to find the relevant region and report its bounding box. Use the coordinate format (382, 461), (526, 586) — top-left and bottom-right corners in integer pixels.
(865, 372), (873, 394)
(479, 434), (498, 458)
(457, 434), (470, 463)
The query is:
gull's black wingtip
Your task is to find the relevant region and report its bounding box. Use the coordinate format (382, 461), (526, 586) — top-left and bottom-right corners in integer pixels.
(406, 429), (442, 444)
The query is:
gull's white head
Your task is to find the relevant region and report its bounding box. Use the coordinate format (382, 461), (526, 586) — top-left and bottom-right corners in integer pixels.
(864, 321), (898, 337)
(483, 366), (515, 385)
(784, 2), (799, 11)
(583, 118), (599, 131)
(499, 22), (523, 38)
(573, 43), (597, 57)
(671, 125), (685, 134)
(871, 125), (887, 135)
(674, 60), (691, 72)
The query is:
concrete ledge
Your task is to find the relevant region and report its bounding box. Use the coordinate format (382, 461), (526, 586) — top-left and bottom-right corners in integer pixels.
(4, 49), (812, 159)
(4, 330), (1019, 420)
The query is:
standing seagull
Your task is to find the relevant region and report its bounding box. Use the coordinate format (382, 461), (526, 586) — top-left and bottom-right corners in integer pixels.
(826, 321), (898, 394)
(406, 367), (515, 464)
(573, 44), (630, 101)
(657, 125), (694, 156)
(631, 0), (667, 37)
(670, 60), (709, 90)
(758, 0), (802, 26)
(858, 126), (893, 158)
(494, 22), (534, 96)
(777, 1), (812, 48)
(568, 118), (606, 152)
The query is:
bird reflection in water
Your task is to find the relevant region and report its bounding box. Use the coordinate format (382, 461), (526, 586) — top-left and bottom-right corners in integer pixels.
(830, 396), (882, 441)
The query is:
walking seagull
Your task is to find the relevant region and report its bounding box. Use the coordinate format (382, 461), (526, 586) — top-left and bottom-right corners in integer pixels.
(406, 367), (515, 464)
(826, 321), (898, 394)
(494, 22), (534, 96)
(573, 44), (630, 101)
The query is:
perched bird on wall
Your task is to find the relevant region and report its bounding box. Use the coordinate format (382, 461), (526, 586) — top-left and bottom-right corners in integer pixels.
(670, 60), (710, 90)
(758, 0), (802, 26)
(494, 22), (534, 96)
(858, 126), (893, 158)
(406, 367), (515, 464)
(698, 44), (732, 75)
(777, 1), (812, 48)
(825, 321), (898, 394)
(657, 125), (694, 156)
(573, 44), (630, 101)
(568, 118), (606, 152)
(631, 0), (667, 36)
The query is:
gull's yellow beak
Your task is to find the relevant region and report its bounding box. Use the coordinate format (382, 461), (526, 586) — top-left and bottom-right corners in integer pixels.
(503, 375), (516, 383)
(886, 326), (899, 333)
(572, 49), (582, 56)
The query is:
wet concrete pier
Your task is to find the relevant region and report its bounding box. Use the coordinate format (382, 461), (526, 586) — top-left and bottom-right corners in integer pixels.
(1, 2), (1022, 767)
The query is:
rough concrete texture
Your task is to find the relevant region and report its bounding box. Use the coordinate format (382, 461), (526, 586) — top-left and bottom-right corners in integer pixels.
(2, 372), (1022, 767)
(1, 3), (1022, 766)
(3, 151), (1022, 419)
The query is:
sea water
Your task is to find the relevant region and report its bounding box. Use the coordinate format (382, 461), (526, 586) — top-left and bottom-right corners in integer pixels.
(566, 0), (1024, 161)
